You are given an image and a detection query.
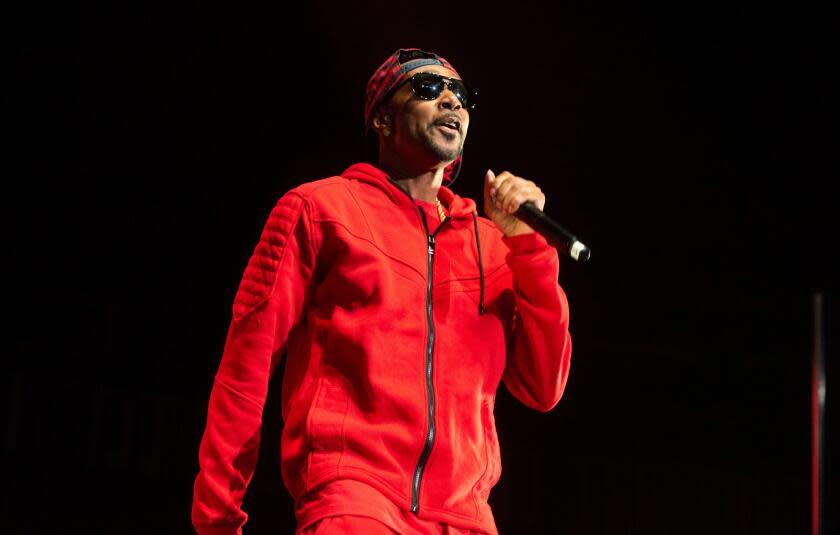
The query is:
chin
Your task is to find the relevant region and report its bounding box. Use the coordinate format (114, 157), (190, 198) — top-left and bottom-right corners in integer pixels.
(425, 140), (463, 163)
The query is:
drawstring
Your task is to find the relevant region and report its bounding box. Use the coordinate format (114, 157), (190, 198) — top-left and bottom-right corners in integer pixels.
(471, 212), (485, 315)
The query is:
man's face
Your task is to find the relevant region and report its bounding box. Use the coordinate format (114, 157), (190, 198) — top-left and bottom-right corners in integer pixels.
(380, 65), (471, 166)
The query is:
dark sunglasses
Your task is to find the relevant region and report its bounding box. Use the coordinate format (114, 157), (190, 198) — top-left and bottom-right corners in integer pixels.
(400, 72), (478, 111)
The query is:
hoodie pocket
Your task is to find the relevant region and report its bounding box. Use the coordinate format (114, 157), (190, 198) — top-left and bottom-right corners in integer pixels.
(307, 364), (350, 479)
(475, 397), (501, 501)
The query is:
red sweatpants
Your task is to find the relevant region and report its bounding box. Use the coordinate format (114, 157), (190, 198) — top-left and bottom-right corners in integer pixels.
(298, 514), (483, 535)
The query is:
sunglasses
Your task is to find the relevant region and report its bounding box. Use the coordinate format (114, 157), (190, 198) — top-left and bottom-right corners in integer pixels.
(399, 72), (478, 111)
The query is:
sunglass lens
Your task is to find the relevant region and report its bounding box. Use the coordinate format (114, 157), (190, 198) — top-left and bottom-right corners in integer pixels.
(448, 80), (470, 107)
(411, 74), (445, 100)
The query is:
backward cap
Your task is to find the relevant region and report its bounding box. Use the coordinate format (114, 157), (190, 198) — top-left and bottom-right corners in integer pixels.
(364, 48), (460, 131)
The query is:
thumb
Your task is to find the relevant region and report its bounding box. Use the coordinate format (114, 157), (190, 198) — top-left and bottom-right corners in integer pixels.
(483, 169), (496, 213)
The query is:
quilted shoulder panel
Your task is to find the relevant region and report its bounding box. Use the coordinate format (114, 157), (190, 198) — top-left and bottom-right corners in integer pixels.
(232, 193), (307, 319)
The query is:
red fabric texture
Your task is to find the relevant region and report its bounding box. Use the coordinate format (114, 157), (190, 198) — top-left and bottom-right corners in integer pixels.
(297, 515), (397, 535)
(191, 163), (573, 535)
(295, 480), (482, 534)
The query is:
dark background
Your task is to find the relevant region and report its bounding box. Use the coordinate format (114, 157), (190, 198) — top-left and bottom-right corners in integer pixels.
(4, 1), (837, 533)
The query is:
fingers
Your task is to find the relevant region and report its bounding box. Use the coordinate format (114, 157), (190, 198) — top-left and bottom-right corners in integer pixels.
(483, 169), (496, 207)
(487, 170), (545, 214)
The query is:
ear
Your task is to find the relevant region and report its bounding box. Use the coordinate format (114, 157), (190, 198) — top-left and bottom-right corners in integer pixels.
(371, 108), (392, 137)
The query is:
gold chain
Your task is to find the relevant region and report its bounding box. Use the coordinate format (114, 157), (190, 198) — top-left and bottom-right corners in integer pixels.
(434, 197), (447, 222)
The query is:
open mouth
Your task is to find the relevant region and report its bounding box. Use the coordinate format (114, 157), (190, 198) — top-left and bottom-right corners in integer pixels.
(434, 116), (461, 133)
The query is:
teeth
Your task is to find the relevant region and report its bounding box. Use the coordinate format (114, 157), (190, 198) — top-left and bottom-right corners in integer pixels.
(437, 119), (458, 130)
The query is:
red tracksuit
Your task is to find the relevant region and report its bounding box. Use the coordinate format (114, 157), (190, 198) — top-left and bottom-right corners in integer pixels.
(191, 163), (573, 534)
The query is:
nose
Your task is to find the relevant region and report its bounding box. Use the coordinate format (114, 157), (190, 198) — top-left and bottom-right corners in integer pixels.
(438, 88), (462, 111)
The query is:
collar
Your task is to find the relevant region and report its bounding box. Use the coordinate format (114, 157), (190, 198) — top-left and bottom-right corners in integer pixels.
(340, 162), (477, 219)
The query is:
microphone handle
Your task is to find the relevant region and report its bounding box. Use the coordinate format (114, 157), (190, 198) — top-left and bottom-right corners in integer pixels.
(515, 202), (591, 262)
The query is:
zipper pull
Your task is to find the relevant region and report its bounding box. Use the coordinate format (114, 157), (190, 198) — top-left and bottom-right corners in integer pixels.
(428, 235), (435, 256)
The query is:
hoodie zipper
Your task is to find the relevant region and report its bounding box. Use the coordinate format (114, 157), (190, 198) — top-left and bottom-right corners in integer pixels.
(411, 208), (449, 513)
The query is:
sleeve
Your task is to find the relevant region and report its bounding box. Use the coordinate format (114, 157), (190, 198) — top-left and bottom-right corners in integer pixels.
(500, 231), (572, 412)
(191, 192), (317, 535)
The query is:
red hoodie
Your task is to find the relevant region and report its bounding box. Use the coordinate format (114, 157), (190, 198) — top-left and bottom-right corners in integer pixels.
(192, 163), (572, 534)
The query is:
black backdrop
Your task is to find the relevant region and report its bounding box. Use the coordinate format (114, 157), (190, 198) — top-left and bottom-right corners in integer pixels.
(5, 1), (837, 533)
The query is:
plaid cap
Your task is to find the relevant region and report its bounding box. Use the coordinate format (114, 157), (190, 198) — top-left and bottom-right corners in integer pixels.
(365, 48), (464, 184)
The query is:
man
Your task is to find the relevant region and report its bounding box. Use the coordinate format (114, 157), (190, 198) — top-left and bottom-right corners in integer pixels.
(192, 48), (573, 535)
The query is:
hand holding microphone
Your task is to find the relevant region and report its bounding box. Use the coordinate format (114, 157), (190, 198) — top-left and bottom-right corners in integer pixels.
(484, 169), (590, 262)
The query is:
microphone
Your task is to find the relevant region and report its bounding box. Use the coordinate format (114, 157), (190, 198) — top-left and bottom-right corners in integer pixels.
(515, 202), (591, 262)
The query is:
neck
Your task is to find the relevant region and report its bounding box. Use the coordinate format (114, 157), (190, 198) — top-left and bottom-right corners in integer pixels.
(378, 154), (449, 204)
